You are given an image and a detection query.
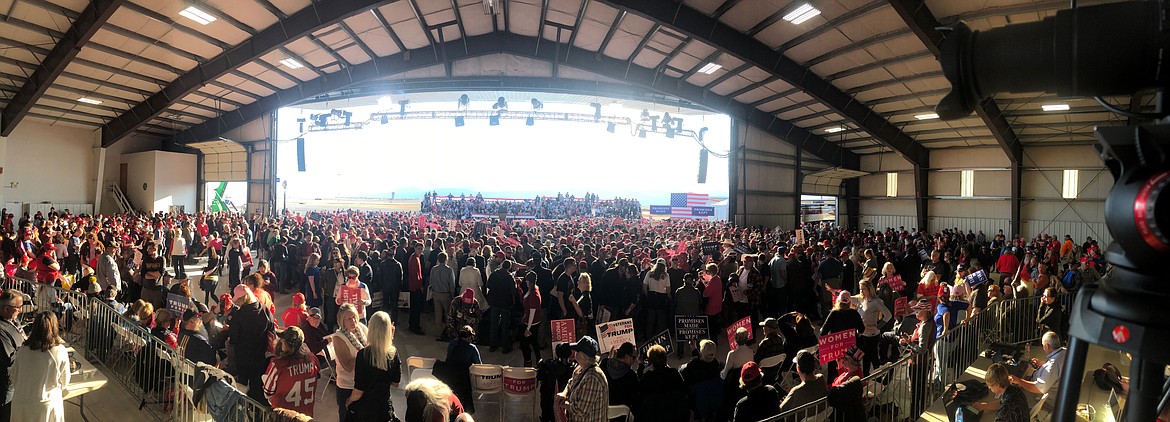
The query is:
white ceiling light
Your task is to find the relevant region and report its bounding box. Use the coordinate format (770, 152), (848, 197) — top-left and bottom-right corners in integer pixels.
(782, 3), (821, 25)
(1041, 104), (1070, 111)
(279, 58), (304, 69)
(915, 113), (939, 120)
(698, 63), (722, 75)
(824, 126), (846, 133)
(77, 97), (102, 105)
(179, 6), (217, 25)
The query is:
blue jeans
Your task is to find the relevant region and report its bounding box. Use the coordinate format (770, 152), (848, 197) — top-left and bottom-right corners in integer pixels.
(489, 307), (512, 349)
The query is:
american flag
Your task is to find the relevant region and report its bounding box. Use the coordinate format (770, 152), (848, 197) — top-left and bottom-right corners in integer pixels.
(671, 207), (697, 218)
(670, 192), (709, 207)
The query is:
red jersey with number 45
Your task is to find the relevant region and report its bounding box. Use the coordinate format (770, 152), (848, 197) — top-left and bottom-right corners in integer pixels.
(263, 354), (320, 416)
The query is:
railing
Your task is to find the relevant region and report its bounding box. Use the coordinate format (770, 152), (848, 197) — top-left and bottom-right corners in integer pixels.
(766, 291), (1072, 421)
(108, 184), (136, 215)
(3, 275), (273, 421)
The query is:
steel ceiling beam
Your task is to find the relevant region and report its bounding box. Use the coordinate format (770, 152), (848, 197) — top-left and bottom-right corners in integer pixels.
(887, 0), (1024, 235)
(170, 32), (859, 169)
(99, 0), (401, 147)
(710, 0), (745, 19)
(596, 0), (929, 166)
(0, 0), (125, 136)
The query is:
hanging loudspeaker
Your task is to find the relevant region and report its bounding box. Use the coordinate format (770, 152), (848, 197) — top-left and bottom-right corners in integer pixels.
(296, 137), (306, 172)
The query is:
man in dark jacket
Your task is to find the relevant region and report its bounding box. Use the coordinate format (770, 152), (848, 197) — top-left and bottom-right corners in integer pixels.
(733, 361), (780, 422)
(601, 342), (640, 410)
(754, 318), (787, 384)
(0, 290), (24, 420)
(377, 248), (403, 323)
(486, 260), (516, 353)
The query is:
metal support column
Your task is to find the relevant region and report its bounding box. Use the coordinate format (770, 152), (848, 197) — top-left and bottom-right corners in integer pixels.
(844, 178), (859, 229)
(793, 147), (802, 227)
(914, 164), (929, 232)
(196, 153), (204, 212)
(1011, 162), (1021, 236)
(728, 118), (740, 225)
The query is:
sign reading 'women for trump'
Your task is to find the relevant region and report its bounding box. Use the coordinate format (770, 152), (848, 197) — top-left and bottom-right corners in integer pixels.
(817, 330), (858, 365)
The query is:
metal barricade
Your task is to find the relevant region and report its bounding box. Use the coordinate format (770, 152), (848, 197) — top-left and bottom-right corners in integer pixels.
(2, 276), (91, 347)
(80, 295), (274, 421)
(764, 291), (1073, 422)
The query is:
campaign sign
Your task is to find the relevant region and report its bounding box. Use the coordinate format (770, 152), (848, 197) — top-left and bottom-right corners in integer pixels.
(649, 206), (672, 215)
(550, 319), (576, 347)
(701, 242), (720, 255)
(638, 330), (674, 357)
(893, 296), (908, 319)
(726, 316), (754, 350)
(504, 375), (537, 394)
(675, 315), (709, 341)
(795, 229), (806, 245)
(596, 318), (636, 353)
(167, 293), (193, 317)
(818, 329), (858, 365)
(691, 206), (715, 217)
(965, 269), (989, 287)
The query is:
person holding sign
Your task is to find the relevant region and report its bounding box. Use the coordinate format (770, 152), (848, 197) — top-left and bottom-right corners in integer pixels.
(821, 291), (863, 381)
(673, 273), (703, 359)
(637, 344), (688, 421)
(556, 336), (609, 422)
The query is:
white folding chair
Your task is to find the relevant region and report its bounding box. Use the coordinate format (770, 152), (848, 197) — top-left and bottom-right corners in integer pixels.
(1030, 393), (1049, 421)
(317, 342), (337, 400)
(503, 367), (538, 420)
(607, 404), (634, 421)
(406, 356), (437, 383)
(470, 364), (505, 420)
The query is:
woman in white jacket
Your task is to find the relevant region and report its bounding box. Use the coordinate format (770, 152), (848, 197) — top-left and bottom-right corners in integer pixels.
(12, 311), (70, 422)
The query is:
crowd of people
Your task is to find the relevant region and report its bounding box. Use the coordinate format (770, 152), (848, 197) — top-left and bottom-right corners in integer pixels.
(422, 192), (643, 219)
(0, 203), (1109, 422)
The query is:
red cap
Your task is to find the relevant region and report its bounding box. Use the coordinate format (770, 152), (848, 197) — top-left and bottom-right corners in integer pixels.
(462, 288), (475, 304)
(292, 293), (305, 305)
(740, 361), (762, 384)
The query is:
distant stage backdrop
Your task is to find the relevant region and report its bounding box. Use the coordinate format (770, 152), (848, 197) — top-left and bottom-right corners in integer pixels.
(275, 102), (730, 207)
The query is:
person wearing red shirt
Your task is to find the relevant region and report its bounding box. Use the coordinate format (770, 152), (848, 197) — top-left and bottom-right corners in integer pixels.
(281, 293), (309, 329)
(263, 327), (320, 417)
(518, 272), (542, 367)
(995, 247), (1021, 285)
(407, 244), (425, 335)
(701, 262), (723, 345)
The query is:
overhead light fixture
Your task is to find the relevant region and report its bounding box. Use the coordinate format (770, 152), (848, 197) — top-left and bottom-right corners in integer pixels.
(279, 58), (304, 69)
(482, 0), (500, 15)
(531, 98), (543, 110)
(607, 122), (616, 133)
(526, 117), (535, 126)
(489, 115), (500, 126)
(590, 102), (602, 121)
(782, 3), (821, 25)
(398, 100), (409, 116)
(454, 116), (465, 127)
(698, 63), (722, 75)
(638, 129), (647, 138)
(380, 115), (389, 125)
(1042, 104), (1070, 111)
(179, 6), (217, 25)
(824, 126), (846, 133)
(458, 94), (470, 110)
(915, 113), (940, 120)
(77, 97), (102, 105)
(698, 127), (708, 140)
(492, 96), (508, 111)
